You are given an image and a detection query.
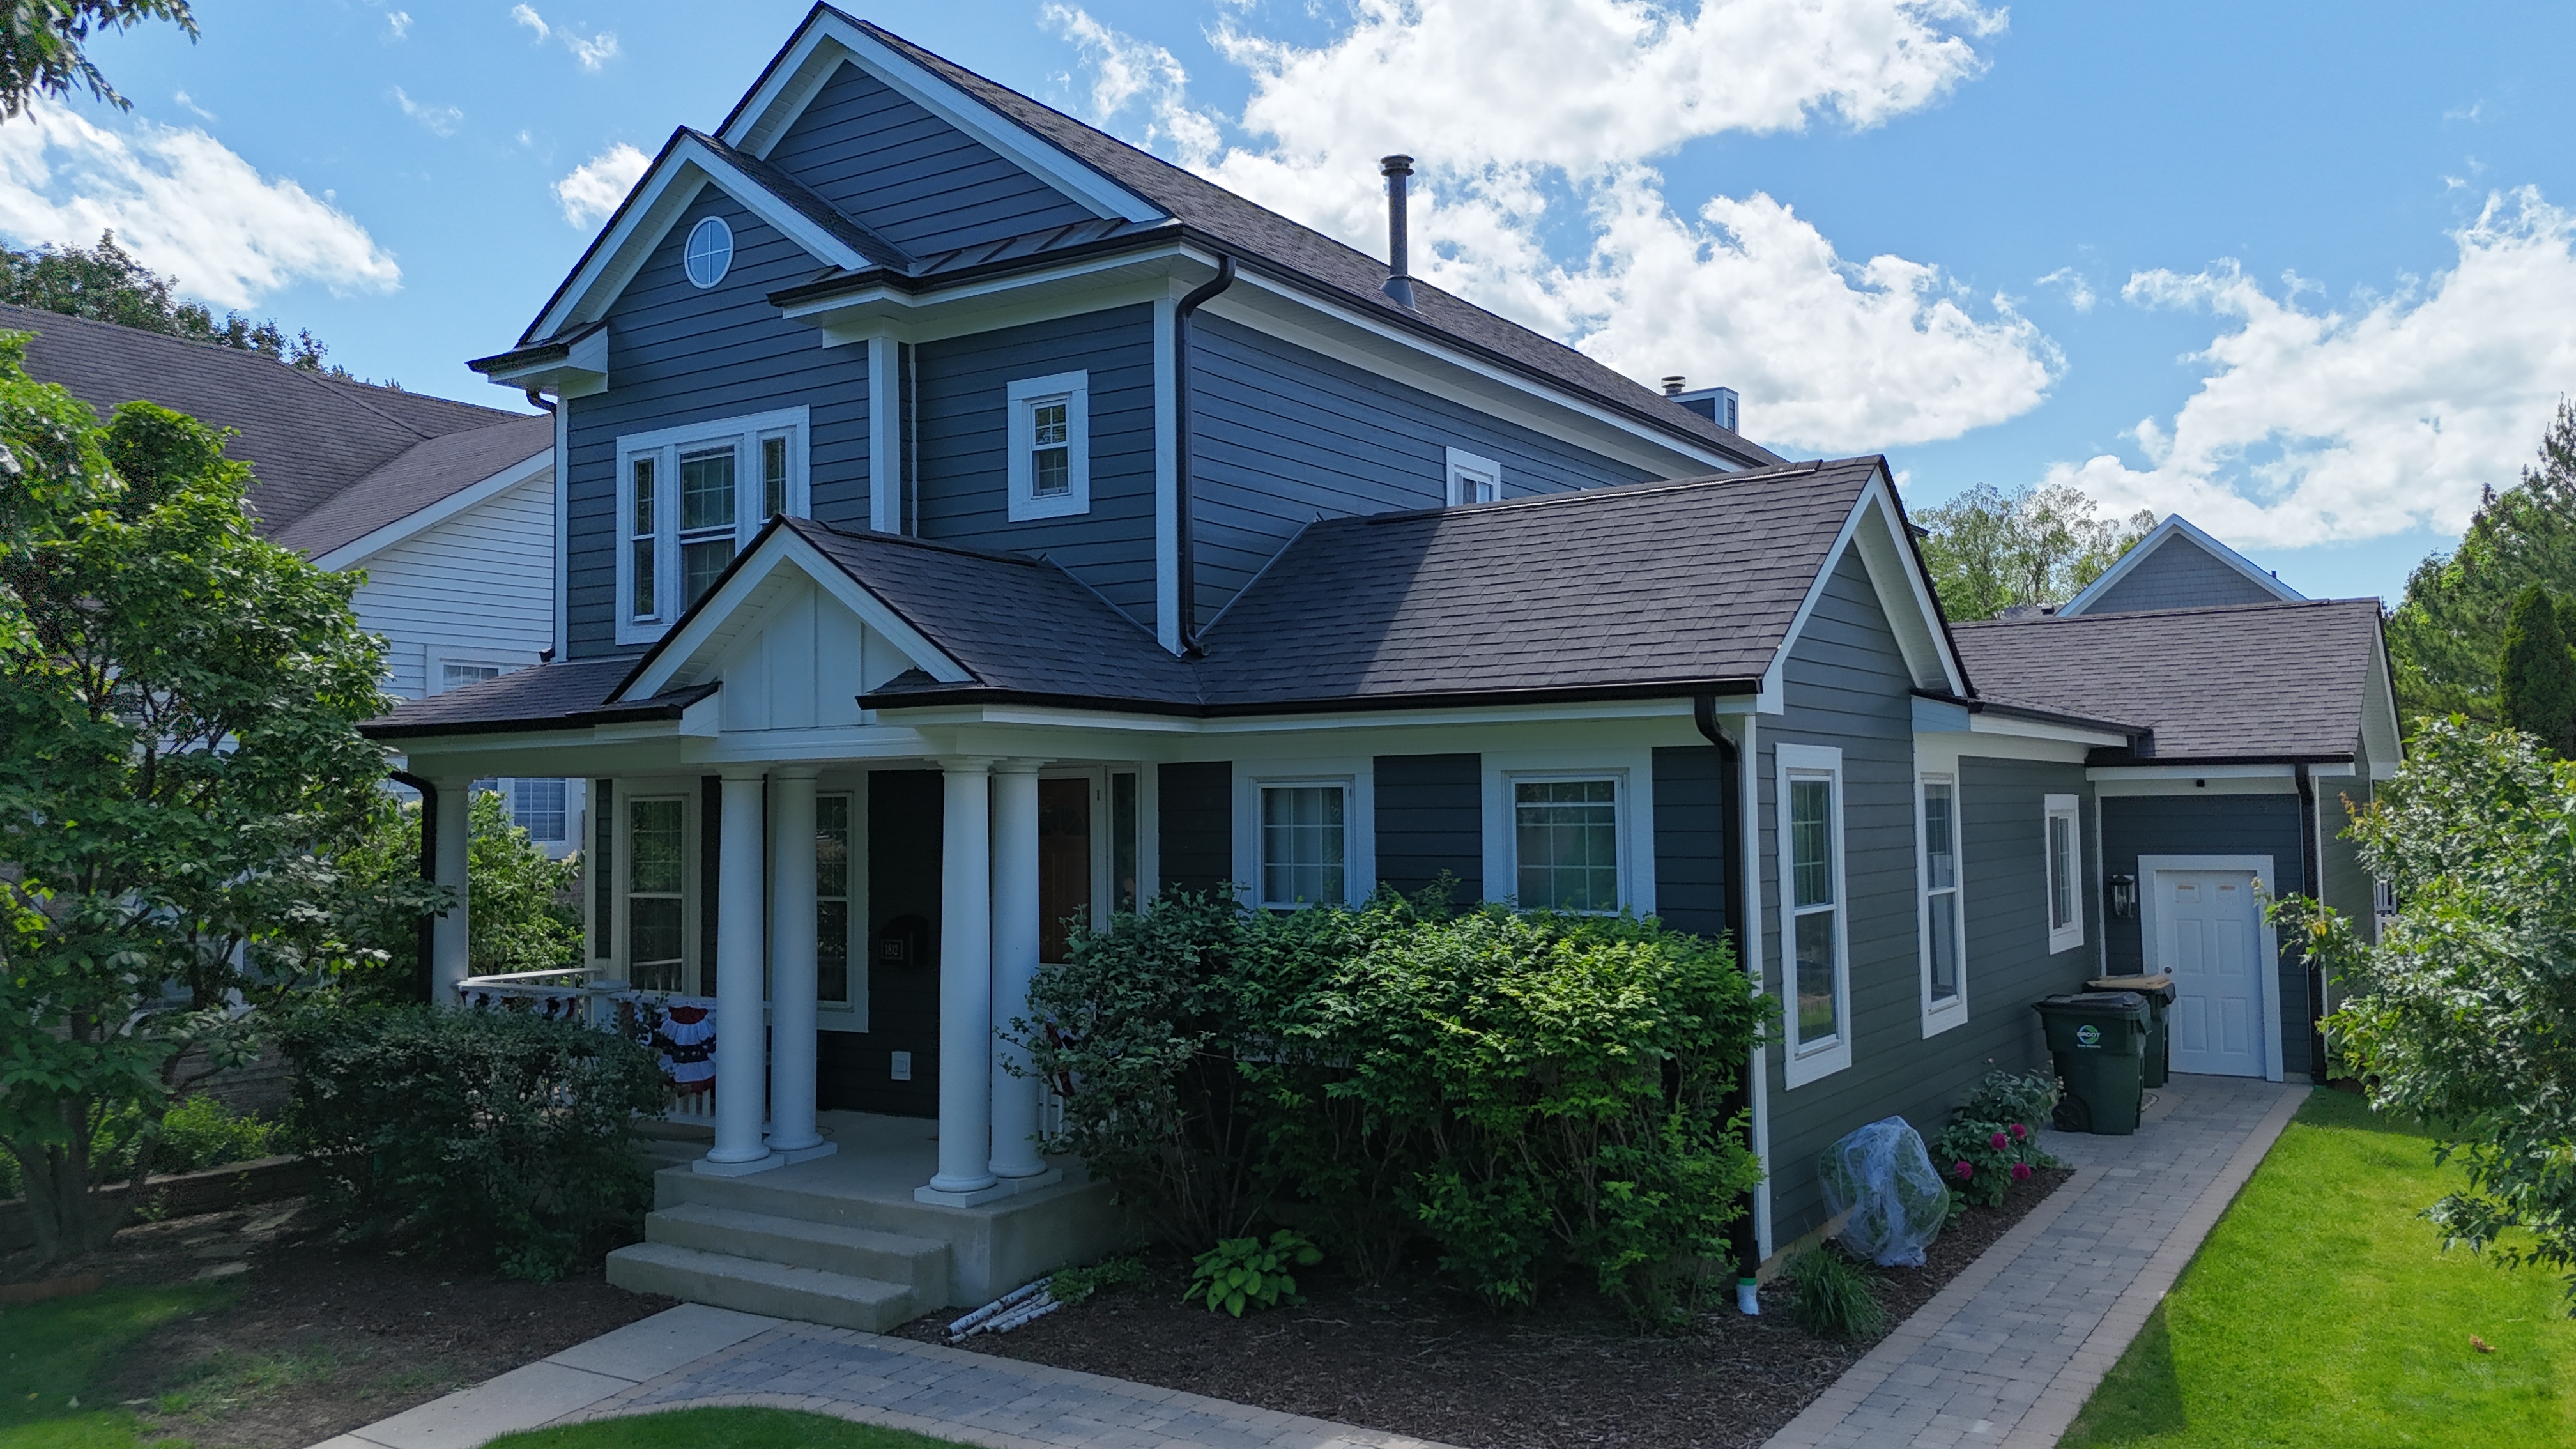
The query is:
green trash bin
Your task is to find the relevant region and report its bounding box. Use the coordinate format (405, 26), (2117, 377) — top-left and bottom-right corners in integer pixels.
(2089, 974), (2175, 1088)
(2033, 991), (2150, 1135)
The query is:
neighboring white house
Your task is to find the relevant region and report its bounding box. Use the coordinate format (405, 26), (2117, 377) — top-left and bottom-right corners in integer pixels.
(2, 302), (582, 854)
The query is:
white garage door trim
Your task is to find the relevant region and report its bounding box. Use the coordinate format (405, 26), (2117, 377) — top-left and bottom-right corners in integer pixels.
(2138, 854), (2283, 1084)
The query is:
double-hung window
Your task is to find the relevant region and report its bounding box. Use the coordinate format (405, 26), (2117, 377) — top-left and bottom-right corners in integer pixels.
(615, 408), (810, 642)
(1446, 447), (1501, 505)
(1258, 783), (1347, 908)
(1779, 745), (1850, 1085)
(512, 778), (569, 843)
(1006, 372), (1090, 521)
(1920, 774), (1966, 1034)
(627, 796), (688, 993)
(2044, 793), (2083, 953)
(1514, 778), (1621, 912)
(816, 793), (854, 1007)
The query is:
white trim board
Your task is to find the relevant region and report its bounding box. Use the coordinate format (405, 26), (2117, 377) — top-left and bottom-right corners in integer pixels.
(1761, 470), (1968, 710)
(310, 447), (555, 572)
(2057, 515), (2303, 617)
(1775, 741), (1851, 1088)
(2135, 853), (2287, 1084)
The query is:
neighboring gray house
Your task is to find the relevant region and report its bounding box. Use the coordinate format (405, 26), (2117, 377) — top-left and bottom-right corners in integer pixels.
(362, 8), (2346, 1325)
(0, 302), (581, 853)
(1954, 518), (2399, 1085)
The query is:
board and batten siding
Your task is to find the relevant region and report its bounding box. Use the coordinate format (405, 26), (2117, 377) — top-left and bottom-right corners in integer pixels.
(764, 61), (1099, 257)
(563, 187), (871, 659)
(2083, 540), (2281, 614)
(914, 306), (1158, 624)
(1187, 314), (1658, 627)
(1372, 753), (1483, 905)
(1651, 745), (1732, 944)
(355, 470), (556, 698)
(2097, 792), (2312, 1077)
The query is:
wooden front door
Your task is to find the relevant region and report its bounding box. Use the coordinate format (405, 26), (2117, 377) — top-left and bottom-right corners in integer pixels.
(1038, 778), (1091, 963)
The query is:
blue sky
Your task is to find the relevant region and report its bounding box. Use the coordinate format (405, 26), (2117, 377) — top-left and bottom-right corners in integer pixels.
(16, 1), (2576, 604)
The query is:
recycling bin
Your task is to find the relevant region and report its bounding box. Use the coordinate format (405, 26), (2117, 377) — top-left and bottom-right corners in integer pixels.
(2033, 991), (2150, 1135)
(2089, 974), (2176, 1088)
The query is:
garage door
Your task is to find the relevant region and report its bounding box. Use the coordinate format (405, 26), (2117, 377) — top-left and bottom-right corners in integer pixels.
(2154, 870), (2266, 1078)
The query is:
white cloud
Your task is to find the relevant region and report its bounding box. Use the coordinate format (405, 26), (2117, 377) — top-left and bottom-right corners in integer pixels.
(511, 5), (616, 70)
(2043, 188), (2576, 548)
(386, 10), (412, 41)
(510, 4), (548, 42)
(1048, 1), (2051, 452)
(2035, 266), (2096, 312)
(0, 102), (399, 308)
(171, 89), (212, 121)
(391, 86), (461, 137)
(554, 142), (649, 227)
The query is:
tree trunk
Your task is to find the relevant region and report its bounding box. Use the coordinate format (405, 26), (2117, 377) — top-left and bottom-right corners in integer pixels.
(9, 1098), (126, 1260)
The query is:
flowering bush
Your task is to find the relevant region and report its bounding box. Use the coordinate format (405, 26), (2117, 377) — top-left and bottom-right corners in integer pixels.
(1930, 1069), (2061, 1211)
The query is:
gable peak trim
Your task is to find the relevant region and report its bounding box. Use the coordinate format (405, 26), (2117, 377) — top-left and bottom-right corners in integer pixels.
(2057, 513), (2303, 617)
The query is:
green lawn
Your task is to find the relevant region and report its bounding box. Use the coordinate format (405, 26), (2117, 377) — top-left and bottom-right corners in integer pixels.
(0, 1280), (235, 1449)
(487, 1407), (963, 1448)
(2064, 1088), (2576, 1448)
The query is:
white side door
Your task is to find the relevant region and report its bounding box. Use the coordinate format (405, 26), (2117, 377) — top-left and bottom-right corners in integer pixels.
(2156, 870), (2266, 1077)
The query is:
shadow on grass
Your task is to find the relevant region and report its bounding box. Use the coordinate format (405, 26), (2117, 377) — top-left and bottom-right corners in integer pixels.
(486, 1406), (965, 1448)
(2062, 1305), (2186, 1445)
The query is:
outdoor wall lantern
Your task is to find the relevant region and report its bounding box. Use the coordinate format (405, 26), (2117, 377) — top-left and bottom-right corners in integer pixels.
(2107, 873), (2138, 920)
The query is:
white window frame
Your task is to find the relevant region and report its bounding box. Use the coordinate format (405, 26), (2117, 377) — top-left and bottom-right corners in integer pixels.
(424, 645), (539, 696)
(1778, 744), (1851, 1087)
(622, 790), (694, 996)
(1506, 770), (1629, 915)
(815, 788), (867, 1026)
(1251, 778), (1356, 910)
(1918, 771), (1968, 1038)
(2044, 792), (2085, 954)
(614, 406), (811, 645)
(684, 216), (734, 289)
(1006, 371), (1091, 521)
(1445, 446), (1501, 506)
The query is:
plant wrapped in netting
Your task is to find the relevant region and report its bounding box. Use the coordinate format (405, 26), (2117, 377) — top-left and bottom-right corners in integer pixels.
(1818, 1116), (1948, 1267)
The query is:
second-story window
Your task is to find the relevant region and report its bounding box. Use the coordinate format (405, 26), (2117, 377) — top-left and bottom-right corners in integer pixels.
(1007, 371), (1089, 521)
(1446, 447), (1501, 505)
(616, 407), (810, 643)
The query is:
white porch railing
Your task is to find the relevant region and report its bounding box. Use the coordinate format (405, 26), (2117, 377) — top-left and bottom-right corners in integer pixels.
(454, 969), (719, 1126)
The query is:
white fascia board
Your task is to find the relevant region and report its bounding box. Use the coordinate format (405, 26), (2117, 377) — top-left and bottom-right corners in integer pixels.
(616, 529), (969, 702)
(481, 326), (610, 399)
(531, 138), (875, 341)
(1915, 730), (2091, 765)
(1963, 710), (2131, 747)
(1761, 473), (1968, 709)
(721, 18), (1162, 224)
(311, 447), (555, 572)
(792, 264), (1178, 346)
(2089, 762), (2296, 781)
(2058, 515), (2303, 618)
(872, 695), (1706, 737)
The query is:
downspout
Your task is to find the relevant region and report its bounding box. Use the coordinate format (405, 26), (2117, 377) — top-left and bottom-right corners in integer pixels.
(2295, 763), (2327, 1082)
(1172, 255), (1236, 657)
(390, 769), (440, 1005)
(1696, 696), (1766, 1301)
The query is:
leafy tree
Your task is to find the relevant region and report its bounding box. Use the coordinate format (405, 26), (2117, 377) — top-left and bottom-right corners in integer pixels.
(0, 335), (424, 1257)
(2388, 401), (2576, 729)
(0, 1), (195, 118)
(339, 789), (582, 998)
(1915, 482), (2157, 622)
(2277, 720), (2576, 1309)
(1, 231), (353, 377)
(2499, 585), (2576, 754)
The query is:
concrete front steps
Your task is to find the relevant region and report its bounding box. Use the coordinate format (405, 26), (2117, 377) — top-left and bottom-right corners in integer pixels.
(607, 1204), (949, 1331)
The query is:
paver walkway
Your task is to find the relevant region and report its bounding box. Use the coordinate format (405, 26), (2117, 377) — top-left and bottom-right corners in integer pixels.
(1764, 1072), (2307, 1449)
(314, 1302), (1459, 1449)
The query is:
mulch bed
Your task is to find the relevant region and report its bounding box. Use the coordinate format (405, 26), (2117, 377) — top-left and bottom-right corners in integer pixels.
(898, 1167), (2074, 1449)
(1, 1198), (672, 1449)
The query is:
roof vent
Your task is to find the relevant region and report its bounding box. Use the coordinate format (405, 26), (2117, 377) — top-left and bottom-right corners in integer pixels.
(1661, 376), (1687, 395)
(1667, 383), (1741, 433)
(1379, 155), (1416, 309)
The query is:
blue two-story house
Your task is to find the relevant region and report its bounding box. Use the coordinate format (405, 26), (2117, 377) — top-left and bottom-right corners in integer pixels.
(372, 6), (2215, 1325)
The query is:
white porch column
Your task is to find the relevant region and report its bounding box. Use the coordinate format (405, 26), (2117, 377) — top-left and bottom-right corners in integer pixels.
(430, 778), (471, 1005)
(701, 770), (779, 1175)
(767, 769), (831, 1160)
(921, 759), (1000, 1202)
(988, 763), (1048, 1179)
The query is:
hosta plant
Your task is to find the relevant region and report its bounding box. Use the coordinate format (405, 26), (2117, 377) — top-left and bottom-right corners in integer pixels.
(1186, 1229), (1322, 1316)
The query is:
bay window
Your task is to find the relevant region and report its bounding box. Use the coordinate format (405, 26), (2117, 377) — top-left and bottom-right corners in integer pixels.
(615, 407), (810, 642)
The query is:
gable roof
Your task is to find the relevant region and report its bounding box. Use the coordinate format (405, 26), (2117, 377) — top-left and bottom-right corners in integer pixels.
(273, 412), (555, 563)
(0, 302), (535, 537)
(1951, 599), (2387, 763)
(2057, 514), (2302, 618)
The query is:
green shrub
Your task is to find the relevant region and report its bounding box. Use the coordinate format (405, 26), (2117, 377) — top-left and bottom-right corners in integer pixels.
(1931, 1068), (2062, 1210)
(279, 1004), (666, 1280)
(1047, 1254), (1149, 1306)
(144, 1094), (277, 1175)
(1789, 1246), (1888, 1340)
(1186, 1229), (1322, 1315)
(1023, 887), (1770, 1319)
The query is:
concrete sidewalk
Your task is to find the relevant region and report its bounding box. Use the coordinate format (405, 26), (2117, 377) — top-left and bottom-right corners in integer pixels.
(312, 1302), (1459, 1449)
(1763, 1073), (2308, 1449)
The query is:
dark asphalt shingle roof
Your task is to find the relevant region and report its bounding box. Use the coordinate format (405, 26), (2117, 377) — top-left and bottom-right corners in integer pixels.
(364, 658), (714, 739)
(272, 413), (555, 560)
(0, 303), (531, 533)
(1950, 599), (2388, 762)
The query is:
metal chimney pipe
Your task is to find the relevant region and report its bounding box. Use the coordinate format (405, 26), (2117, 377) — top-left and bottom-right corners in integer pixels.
(1380, 155), (1415, 308)
(1661, 376), (1687, 396)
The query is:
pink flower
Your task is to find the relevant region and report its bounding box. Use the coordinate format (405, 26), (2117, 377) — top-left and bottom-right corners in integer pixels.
(2012, 1162), (2034, 1182)
(2011, 1123), (2029, 1141)
(1989, 1131), (2010, 1151)
(1953, 1160), (1974, 1181)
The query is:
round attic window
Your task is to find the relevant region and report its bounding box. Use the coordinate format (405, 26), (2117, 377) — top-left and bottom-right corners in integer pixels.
(684, 217), (733, 289)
